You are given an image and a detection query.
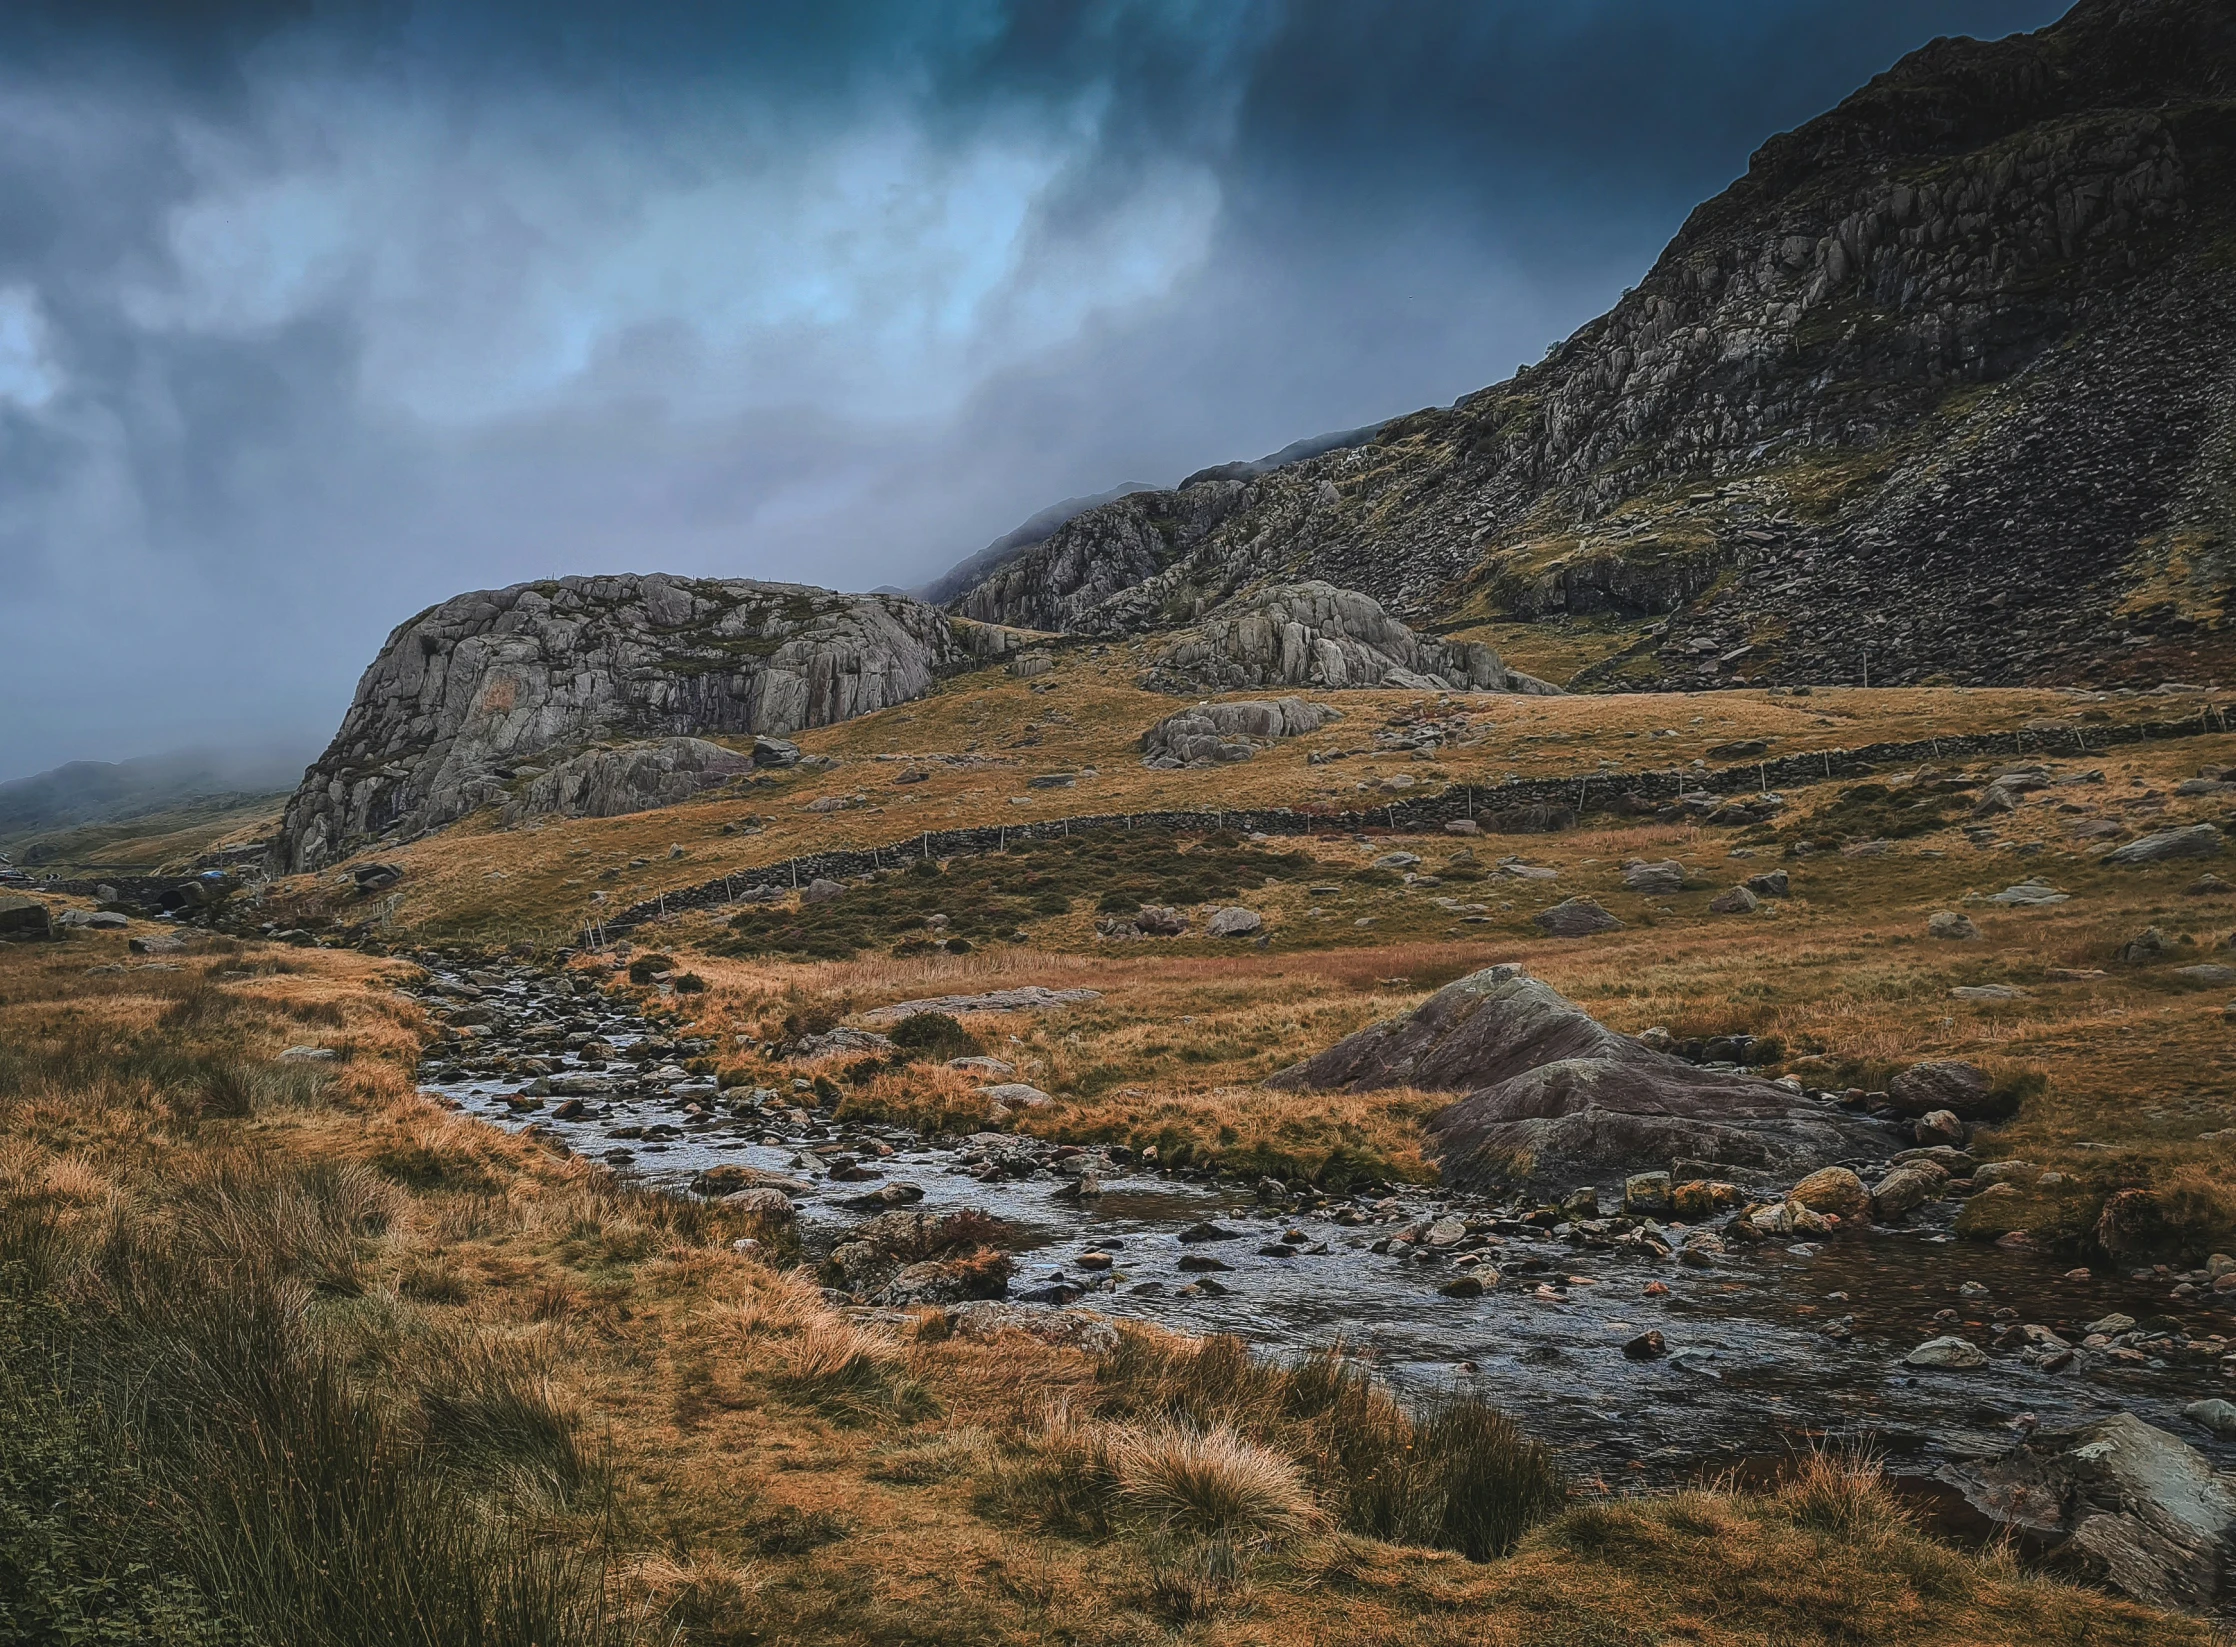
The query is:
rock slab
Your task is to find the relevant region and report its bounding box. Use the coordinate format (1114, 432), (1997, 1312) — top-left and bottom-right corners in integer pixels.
(1270, 963), (1880, 1190)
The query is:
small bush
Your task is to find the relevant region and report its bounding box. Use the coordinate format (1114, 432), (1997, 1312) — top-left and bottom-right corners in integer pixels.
(671, 973), (707, 994)
(626, 954), (676, 985)
(890, 1012), (981, 1061)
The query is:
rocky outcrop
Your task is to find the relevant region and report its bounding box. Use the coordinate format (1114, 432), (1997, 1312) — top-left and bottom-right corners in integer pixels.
(275, 576), (1014, 871)
(939, 1), (2236, 689)
(495, 737), (757, 825)
(1269, 963), (1879, 1190)
(1142, 582), (1532, 695)
(1140, 696), (1341, 768)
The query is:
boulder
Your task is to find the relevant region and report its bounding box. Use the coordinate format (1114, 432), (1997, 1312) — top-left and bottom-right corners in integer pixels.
(0, 896), (52, 941)
(2118, 926), (2172, 962)
(2095, 1188), (2171, 1257)
(1140, 696), (1341, 767)
(1623, 1171), (1672, 1215)
(1915, 1108), (1968, 1147)
(1134, 906), (1188, 936)
(718, 1187), (796, 1221)
(2104, 824), (2223, 867)
(800, 878), (847, 903)
(1622, 860), (1686, 893)
(1885, 1060), (2014, 1121)
(1985, 879), (2070, 906)
(860, 987), (1100, 1020)
(693, 1164), (816, 1198)
(1709, 886), (1760, 915)
(1927, 911), (1982, 940)
(1871, 1163), (1947, 1221)
(1532, 897), (1624, 937)
(1206, 907), (1264, 938)
(1790, 1166), (1871, 1222)
(1744, 869), (1790, 897)
(2175, 964), (2236, 986)
(980, 1083), (1054, 1112)
(1269, 963), (1878, 1191)
(1945, 1414), (2236, 1614)
(1905, 1335), (1988, 1369)
(1139, 581), (1531, 696)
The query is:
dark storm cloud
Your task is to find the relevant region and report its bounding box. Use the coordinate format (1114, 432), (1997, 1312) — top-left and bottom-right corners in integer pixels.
(0, 0), (2065, 779)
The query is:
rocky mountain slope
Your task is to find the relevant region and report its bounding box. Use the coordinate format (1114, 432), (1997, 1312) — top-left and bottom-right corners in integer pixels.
(910, 481), (1156, 606)
(273, 576), (1021, 871)
(945, 0), (2236, 690)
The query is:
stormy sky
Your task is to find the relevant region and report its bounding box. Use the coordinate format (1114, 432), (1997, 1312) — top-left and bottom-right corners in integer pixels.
(0, 0), (2063, 780)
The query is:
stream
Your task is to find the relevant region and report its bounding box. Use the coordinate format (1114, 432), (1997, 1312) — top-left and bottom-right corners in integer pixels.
(410, 956), (2236, 1501)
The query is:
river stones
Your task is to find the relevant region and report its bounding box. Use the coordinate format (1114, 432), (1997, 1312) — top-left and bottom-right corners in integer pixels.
(1790, 1166), (1870, 1223)
(718, 1187), (796, 1220)
(1623, 1171), (1672, 1215)
(1914, 1108), (1967, 1146)
(2186, 1400), (2236, 1441)
(692, 1164), (816, 1197)
(1532, 897), (1623, 937)
(1870, 1162), (1948, 1221)
(1905, 1334), (1988, 1368)
(1270, 963), (1879, 1192)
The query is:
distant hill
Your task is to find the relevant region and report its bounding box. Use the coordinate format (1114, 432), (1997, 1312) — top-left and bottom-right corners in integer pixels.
(0, 748), (307, 860)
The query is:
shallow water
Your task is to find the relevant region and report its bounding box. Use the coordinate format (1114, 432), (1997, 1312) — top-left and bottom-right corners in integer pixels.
(417, 963), (2236, 1490)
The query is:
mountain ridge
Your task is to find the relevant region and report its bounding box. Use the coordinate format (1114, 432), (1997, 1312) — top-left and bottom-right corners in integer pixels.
(941, 0), (2236, 691)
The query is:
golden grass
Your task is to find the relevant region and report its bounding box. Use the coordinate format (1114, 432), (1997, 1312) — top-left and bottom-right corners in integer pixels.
(0, 931), (2206, 1643)
(262, 647), (2199, 942)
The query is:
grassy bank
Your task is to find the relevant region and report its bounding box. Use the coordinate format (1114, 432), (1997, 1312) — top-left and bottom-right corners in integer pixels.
(0, 925), (2202, 1643)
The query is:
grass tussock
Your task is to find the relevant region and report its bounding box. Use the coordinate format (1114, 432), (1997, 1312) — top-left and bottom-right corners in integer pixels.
(981, 1329), (1564, 1564)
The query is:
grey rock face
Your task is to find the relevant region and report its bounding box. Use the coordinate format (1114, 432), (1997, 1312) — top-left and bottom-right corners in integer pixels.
(1141, 582), (1522, 695)
(1948, 1412), (2236, 1614)
(1140, 695), (1340, 767)
(1269, 963), (1877, 1190)
(497, 737), (755, 825)
(1135, 576), (1520, 692)
(275, 575), (1007, 870)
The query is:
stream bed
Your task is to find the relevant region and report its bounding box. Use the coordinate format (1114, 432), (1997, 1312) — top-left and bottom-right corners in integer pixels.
(412, 958), (2236, 1498)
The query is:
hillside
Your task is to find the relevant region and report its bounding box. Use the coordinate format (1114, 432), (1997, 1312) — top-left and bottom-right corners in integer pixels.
(944, 0), (2236, 691)
(0, 748), (302, 865)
